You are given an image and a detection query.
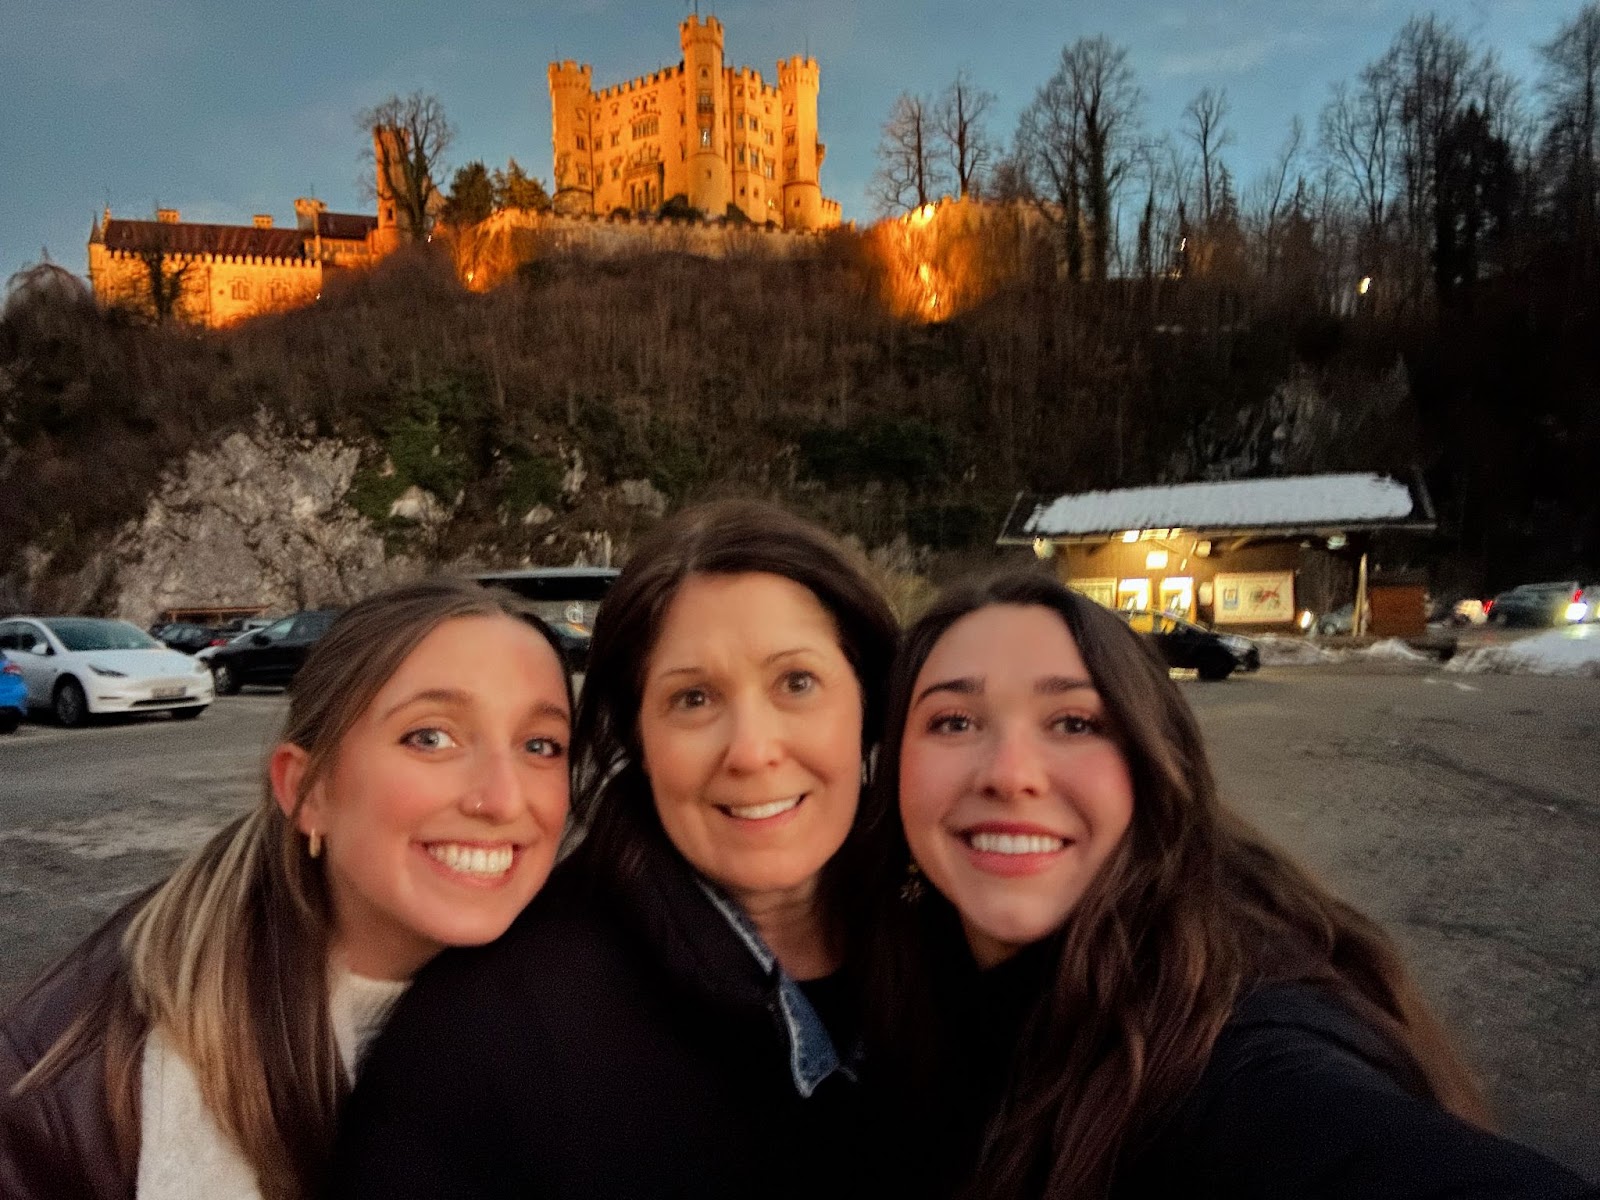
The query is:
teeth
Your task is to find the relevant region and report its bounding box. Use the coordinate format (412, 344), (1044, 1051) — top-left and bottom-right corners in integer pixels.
(426, 843), (515, 876)
(967, 832), (1065, 855)
(726, 795), (803, 820)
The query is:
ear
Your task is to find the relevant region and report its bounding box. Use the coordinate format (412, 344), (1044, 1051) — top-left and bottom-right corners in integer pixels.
(269, 743), (323, 834)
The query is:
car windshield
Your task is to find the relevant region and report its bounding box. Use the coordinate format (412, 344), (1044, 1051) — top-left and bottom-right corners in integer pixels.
(42, 618), (162, 652)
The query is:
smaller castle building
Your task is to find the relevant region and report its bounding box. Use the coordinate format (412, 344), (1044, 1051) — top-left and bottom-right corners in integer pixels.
(548, 16), (841, 230)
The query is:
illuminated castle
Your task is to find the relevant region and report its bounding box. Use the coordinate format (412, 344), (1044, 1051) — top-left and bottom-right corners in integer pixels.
(548, 16), (841, 230)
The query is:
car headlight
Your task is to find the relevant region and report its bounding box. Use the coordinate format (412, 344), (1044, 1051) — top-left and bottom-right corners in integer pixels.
(88, 664), (127, 678)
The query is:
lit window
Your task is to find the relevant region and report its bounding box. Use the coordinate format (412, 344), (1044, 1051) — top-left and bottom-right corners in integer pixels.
(231, 280), (250, 301)
(700, 127), (711, 148)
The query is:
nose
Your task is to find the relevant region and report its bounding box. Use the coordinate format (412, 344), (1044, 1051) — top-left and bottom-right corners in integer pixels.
(721, 694), (785, 776)
(976, 720), (1048, 802)
(461, 745), (525, 821)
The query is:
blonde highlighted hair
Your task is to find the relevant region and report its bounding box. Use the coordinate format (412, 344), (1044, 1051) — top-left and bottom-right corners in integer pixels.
(17, 576), (573, 1199)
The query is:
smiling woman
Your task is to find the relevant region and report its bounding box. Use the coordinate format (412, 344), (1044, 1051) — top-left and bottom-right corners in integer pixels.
(329, 500), (904, 1199)
(0, 578), (574, 1200)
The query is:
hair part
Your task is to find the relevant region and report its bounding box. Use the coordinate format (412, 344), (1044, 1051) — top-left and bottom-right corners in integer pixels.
(17, 577), (572, 1199)
(571, 498), (899, 965)
(873, 569), (1486, 1200)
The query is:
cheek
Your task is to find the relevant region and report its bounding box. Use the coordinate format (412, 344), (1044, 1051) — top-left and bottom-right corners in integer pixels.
(897, 744), (950, 850)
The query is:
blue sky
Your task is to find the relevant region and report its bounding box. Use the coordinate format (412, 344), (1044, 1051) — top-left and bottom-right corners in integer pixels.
(0, 0), (1573, 282)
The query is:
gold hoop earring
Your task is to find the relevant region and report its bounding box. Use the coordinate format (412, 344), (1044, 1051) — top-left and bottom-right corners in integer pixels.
(308, 830), (322, 859)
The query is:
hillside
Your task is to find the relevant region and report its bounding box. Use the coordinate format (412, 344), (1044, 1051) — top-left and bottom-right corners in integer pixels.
(0, 232), (1579, 618)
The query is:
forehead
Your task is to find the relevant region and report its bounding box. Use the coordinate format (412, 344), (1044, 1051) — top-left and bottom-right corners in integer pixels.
(648, 572), (842, 669)
(377, 614), (562, 696)
(917, 604), (1089, 684)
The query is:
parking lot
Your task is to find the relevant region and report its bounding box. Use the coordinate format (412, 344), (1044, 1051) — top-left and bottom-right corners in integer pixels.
(1, 666), (1596, 1178)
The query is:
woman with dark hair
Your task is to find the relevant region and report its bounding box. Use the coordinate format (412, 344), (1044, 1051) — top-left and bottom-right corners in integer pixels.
(1, 577), (574, 1200)
(330, 499), (903, 1198)
(879, 569), (1592, 1199)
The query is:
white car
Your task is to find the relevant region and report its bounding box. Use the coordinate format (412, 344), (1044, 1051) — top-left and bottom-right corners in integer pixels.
(0, 616), (214, 727)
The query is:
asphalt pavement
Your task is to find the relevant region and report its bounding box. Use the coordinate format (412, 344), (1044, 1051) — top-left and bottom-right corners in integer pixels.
(1, 667), (1596, 1179)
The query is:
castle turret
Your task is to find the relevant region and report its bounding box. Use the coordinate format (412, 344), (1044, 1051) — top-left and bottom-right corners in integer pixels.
(548, 60), (595, 215)
(681, 16), (729, 217)
(779, 55), (823, 230)
(372, 125), (410, 253)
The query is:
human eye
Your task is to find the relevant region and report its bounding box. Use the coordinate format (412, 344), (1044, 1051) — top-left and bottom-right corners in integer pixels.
(779, 669), (818, 696)
(401, 726), (458, 752)
(1049, 712), (1104, 737)
(926, 711), (974, 735)
(524, 735), (566, 759)
(669, 685), (712, 712)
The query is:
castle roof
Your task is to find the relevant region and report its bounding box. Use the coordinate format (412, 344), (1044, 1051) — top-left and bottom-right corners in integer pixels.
(102, 218), (309, 260)
(316, 211), (379, 241)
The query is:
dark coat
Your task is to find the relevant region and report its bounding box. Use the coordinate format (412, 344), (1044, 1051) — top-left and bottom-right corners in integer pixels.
(327, 835), (890, 1200)
(0, 909), (137, 1200)
(920, 939), (1594, 1200)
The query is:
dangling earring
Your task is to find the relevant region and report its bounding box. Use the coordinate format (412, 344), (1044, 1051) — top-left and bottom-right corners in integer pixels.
(308, 830), (323, 859)
(899, 860), (926, 905)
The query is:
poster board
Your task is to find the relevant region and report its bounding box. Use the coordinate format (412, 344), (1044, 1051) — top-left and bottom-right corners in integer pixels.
(1213, 571), (1295, 625)
(1068, 578), (1116, 608)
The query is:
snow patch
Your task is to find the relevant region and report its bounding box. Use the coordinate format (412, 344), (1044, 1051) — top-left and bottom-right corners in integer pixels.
(1350, 637), (1432, 663)
(1444, 626), (1600, 678)
(1024, 472), (1416, 537)
(1254, 635), (1342, 666)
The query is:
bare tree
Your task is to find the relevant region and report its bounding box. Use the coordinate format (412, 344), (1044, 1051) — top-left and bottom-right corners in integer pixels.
(871, 93), (945, 214)
(1539, 4), (1600, 257)
(359, 91), (454, 242)
(1183, 87), (1235, 222)
(1013, 36), (1143, 281)
(1248, 116), (1305, 274)
(934, 70), (997, 200)
(1319, 70), (1398, 250)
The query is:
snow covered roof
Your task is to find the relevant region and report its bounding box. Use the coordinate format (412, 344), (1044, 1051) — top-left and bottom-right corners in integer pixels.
(1005, 472), (1433, 543)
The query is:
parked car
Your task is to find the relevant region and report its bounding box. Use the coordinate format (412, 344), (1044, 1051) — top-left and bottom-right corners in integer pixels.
(472, 567), (620, 671)
(207, 610), (340, 694)
(1485, 581), (1590, 628)
(0, 616), (213, 727)
(150, 621), (231, 655)
(0, 651), (27, 733)
(1121, 610), (1260, 681)
(1316, 603), (1354, 636)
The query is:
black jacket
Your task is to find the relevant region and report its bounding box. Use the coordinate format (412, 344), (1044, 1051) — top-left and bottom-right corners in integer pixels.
(327, 834), (888, 1200)
(921, 941), (1593, 1200)
(0, 907), (137, 1200)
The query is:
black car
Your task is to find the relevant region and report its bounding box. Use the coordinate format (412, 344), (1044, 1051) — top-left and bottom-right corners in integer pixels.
(150, 622), (229, 655)
(208, 610), (339, 694)
(473, 568), (620, 671)
(1122, 610), (1260, 681)
(1485, 581), (1588, 628)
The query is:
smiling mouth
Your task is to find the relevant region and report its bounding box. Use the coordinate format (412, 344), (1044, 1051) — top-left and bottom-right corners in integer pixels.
(424, 842), (518, 877)
(719, 794), (806, 821)
(961, 831), (1066, 855)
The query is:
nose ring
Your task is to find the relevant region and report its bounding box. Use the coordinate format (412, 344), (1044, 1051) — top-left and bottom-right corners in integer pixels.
(471, 796), (485, 816)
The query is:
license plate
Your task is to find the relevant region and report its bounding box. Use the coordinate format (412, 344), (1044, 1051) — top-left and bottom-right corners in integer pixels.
(153, 687), (185, 700)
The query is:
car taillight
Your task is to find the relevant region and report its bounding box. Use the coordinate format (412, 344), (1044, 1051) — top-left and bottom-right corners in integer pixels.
(1484, 599), (1494, 614)
(2, 662), (19, 676)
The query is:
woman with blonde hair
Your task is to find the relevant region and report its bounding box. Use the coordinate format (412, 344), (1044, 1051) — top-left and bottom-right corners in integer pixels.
(1, 576), (575, 1200)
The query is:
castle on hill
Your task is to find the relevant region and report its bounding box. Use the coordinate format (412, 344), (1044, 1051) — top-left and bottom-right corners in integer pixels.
(548, 15), (840, 230)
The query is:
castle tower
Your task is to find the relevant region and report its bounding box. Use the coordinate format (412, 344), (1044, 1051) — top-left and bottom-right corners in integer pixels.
(548, 60), (595, 215)
(372, 125), (409, 253)
(681, 15), (729, 217)
(779, 55), (823, 231)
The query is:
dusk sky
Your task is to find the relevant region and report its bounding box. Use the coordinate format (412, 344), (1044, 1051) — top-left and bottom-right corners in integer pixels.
(0, 0), (1573, 283)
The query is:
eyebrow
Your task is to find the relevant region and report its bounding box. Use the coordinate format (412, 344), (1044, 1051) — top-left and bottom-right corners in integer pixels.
(653, 646), (816, 681)
(912, 674), (1098, 706)
(382, 688), (570, 724)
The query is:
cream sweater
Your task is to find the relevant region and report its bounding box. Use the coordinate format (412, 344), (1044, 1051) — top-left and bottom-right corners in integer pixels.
(135, 969), (409, 1200)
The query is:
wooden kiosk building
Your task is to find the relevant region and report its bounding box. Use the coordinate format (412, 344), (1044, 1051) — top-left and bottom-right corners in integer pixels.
(998, 473), (1437, 635)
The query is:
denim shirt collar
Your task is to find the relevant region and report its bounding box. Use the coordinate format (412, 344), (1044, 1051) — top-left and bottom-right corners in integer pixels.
(696, 879), (860, 1098)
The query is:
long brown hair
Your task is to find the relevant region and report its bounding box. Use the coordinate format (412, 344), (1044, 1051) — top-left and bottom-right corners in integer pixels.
(15, 577), (572, 1199)
(572, 498), (899, 965)
(876, 570), (1485, 1200)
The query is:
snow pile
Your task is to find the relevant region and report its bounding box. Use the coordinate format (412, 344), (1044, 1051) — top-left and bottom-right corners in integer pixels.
(1350, 638), (1433, 663)
(1025, 473), (1416, 537)
(1444, 626), (1600, 678)
(1254, 635), (1342, 666)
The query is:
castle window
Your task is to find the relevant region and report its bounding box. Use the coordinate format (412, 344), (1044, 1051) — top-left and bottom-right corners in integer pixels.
(786, 103), (795, 117)
(578, 166), (588, 184)
(737, 146), (745, 165)
(765, 132), (774, 145)
(699, 66), (708, 79)
(576, 134), (586, 149)
(749, 118), (758, 132)
(737, 114), (744, 130)
(231, 280), (250, 301)
(697, 91), (713, 113)
(786, 130), (795, 146)
(700, 127), (711, 148)
(765, 161), (774, 179)
(612, 104), (619, 117)
(612, 130), (620, 147)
